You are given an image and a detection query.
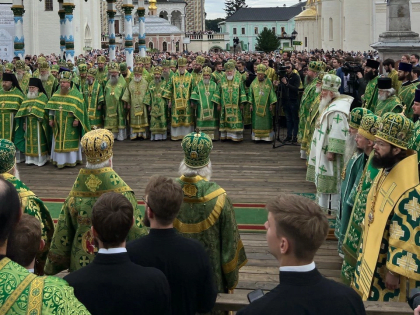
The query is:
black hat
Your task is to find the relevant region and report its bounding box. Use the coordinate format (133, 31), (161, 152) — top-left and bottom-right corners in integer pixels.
(2, 73), (22, 93)
(366, 59), (380, 70)
(415, 89), (420, 103)
(377, 77), (392, 90)
(398, 62), (413, 73)
(28, 78), (47, 96)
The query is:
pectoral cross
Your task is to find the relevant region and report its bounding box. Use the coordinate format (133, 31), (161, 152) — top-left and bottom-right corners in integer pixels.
(59, 105), (63, 112)
(28, 106), (32, 112)
(205, 92), (210, 96)
(228, 87), (233, 93)
(1, 102), (5, 108)
(259, 90), (264, 96)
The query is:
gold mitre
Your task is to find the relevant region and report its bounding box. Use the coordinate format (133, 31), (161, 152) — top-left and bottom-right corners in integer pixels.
(81, 129), (114, 164)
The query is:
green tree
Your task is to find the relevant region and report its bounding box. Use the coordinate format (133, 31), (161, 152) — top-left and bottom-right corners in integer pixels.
(205, 18), (225, 32)
(225, 0), (247, 17)
(255, 28), (280, 53)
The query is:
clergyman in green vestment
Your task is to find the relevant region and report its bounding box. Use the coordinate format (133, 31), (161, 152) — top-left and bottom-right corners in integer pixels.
(397, 62), (419, 120)
(15, 78), (51, 166)
(191, 66), (220, 140)
(46, 71), (90, 169)
(38, 62), (59, 99)
(374, 78), (403, 117)
(248, 64), (277, 142)
(45, 129), (148, 275)
(15, 60), (31, 95)
(361, 59), (380, 112)
(83, 68), (104, 129)
(175, 132), (247, 315)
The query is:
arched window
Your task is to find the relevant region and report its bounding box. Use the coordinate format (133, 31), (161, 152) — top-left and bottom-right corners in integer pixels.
(163, 42), (167, 52)
(176, 41), (179, 52)
(329, 18), (333, 41)
(149, 42), (154, 49)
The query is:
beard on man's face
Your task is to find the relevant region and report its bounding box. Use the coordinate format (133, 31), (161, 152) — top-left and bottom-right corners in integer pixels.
(371, 149), (398, 169)
(364, 70), (376, 81)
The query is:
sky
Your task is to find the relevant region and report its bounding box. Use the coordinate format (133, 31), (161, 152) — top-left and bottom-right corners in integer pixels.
(205, 0), (301, 20)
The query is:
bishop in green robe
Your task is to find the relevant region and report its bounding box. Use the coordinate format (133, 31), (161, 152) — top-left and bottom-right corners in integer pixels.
(398, 82), (418, 120)
(45, 129), (148, 275)
(15, 60), (31, 95)
(248, 64), (277, 142)
(191, 55), (205, 88)
(38, 62), (59, 99)
(211, 63), (224, 85)
(122, 66), (149, 140)
(162, 57), (194, 140)
(83, 68), (104, 129)
(212, 63), (247, 142)
(191, 67), (219, 140)
(15, 78), (51, 166)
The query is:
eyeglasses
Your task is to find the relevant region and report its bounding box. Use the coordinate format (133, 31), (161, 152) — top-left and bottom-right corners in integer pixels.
(141, 195), (152, 210)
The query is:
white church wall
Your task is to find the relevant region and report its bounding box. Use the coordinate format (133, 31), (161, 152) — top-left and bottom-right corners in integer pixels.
(342, 0), (372, 52)
(321, 0), (341, 51)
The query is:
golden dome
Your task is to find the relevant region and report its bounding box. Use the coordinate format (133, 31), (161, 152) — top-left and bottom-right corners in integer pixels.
(149, 0), (157, 10)
(295, 7), (317, 20)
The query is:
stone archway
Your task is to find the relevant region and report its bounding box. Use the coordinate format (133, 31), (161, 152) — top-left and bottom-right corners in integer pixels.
(171, 10), (182, 30)
(209, 46), (224, 53)
(159, 11), (168, 20)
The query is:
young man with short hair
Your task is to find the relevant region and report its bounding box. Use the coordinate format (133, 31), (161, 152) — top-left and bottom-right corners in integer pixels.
(237, 194), (366, 315)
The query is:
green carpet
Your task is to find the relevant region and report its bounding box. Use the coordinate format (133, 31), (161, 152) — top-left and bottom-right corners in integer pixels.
(42, 193), (316, 233)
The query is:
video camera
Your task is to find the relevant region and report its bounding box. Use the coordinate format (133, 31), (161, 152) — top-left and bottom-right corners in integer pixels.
(277, 65), (290, 79)
(342, 62), (363, 75)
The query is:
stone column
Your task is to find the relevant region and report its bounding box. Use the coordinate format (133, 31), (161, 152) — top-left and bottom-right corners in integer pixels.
(11, 0), (24, 59)
(123, 0), (134, 69)
(181, 14), (185, 33)
(137, 6), (146, 57)
(63, 1), (76, 62)
(107, 0), (117, 61)
(58, 1), (66, 55)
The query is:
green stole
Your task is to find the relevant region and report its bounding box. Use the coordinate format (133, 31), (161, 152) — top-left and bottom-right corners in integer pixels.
(374, 95), (403, 117)
(83, 80), (104, 128)
(163, 71), (193, 110)
(211, 71), (224, 85)
(144, 80), (167, 134)
(41, 75), (58, 99)
(298, 79), (318, 147)
(363, 76), (378, 112)
(191, 80), (218, 123)
(18, 73), (31, 94)
(104, 79), (126, 132)
(0, 86), (24, 142)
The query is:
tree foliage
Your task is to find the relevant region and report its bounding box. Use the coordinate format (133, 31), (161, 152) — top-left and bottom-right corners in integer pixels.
(205, 18), (225, 32)
(225, 0), (247, 17)
(255, 28), (280, 53)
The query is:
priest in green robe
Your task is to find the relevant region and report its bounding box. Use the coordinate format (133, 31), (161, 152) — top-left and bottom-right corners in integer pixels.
(15, 78), (51, 167)
(144, 67), (168, 141)
(248, 64), (277, 142)
(175, 132), (247, 313)
(95, 55), (108, 87)
(104, 62), (127, 141)
(397, 62), (419, 120)
(212, 62), (247, 142)
(15, 60), (31, 95)
(0, 139), (54, 275)
(133, 56), (152, 83)
(361, 59), (380, 112)
(408, 89), (420, 162)
(84, 68), (104, 129)
(0, 72), (25, 162)
(211, 61), (224, 85)
(298, 61), (324, 159)
(163, 57), (194, 140)
(38, 61), (58, 99)
(77, 63), (88, 93)
(46, 71), (90, 169)
(191, 56), (205, 88)
(45, 129), (148, 275)
(374, 77), (403, 117)
(190, 66), (219, 140)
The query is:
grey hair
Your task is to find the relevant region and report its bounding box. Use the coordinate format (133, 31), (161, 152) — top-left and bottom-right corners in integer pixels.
(86, 157), (113, 169)
(379, 88), (395, 96)
(178, 160), (212, 180)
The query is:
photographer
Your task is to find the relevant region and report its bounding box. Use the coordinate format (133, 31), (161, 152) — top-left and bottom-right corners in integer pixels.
(341, 57), (364, 108)
(279, 61), (301, 143)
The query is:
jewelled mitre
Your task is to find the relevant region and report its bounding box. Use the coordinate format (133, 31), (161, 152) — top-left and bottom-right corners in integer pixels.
(256, 64), (267, 74)
(81, 129), (114, 164)
(181, 131), (213, 169)
(376, 112), (414, 150)
(358, 114), (381, 141)
(0, 139), (16, 174)
(349, 107), (373, 129)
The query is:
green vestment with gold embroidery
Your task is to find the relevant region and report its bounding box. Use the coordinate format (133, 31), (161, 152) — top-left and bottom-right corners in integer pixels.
(409, 121), (420, 162)
(374, 95), (403, 117)
(174, 176), (248, 309)
(212, 75), (247, 134)
(248, 78), (277, 139)
(298, 79), (319, 151)
(0, 87), (25, 152)
(265, 67), (278, 83)
(398, 82), (419, 120)
(0, 258), (90, 314)
(353, 152), (420, 301)
(95, 67), (108, 87)
(341, 152), (379, 285)
(144, 79), (168, 136)
(162, 71), (194, 129)
(304, 93), (322, 156)
(211, 70), (224, 85)
(46, 87), (90, 153)
(239, 71), (251, 125)
(3, 173), (54, 274)
(15, 92), (51, 157)
(18, 73), (31, 95)
(41, 75), (59, 99)
(44, 167), (148, 275)
(192, 71), (203, 89)
(103, 80), (126, 133)
(122, 78), (149, 137)
(388, 69), (401, 94)
(191, 80), (219, 136)
(82, 80), (104, 129)
(362, 76), (378, 112)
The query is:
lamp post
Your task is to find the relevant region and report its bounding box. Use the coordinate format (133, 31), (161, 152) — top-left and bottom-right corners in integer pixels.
(279, 29), (298, 50)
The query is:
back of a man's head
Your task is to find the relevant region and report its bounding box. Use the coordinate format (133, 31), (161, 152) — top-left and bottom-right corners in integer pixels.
(145, 175), (183, 226)
(267, 193), (329, 262)
(92, 192), (134, 248)
(7, 214), (42, 268)
(0, 178), (21, 247)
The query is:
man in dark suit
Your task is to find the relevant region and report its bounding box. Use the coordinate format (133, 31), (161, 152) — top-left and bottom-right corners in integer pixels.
(64, 192), (171, 315)
(237, 194), (366, 315)
(127, 176), (217, 315)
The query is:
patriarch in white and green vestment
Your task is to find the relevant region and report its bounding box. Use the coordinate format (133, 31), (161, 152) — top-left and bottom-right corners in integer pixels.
(15, 78), (51, 167)
(83, 68), (104, 129)
(248, 64), (277, 142)
(144, 66), (168, 141)
(175, 132), (247, 313)
(353, 112), (420, 302)
(191, 66), (219, 140)
(46, 71), (90, 169)
(0, 173), (89, 314)
(374, 78), (403, 117)
(0, 72), (25, 162)
(122, 65), (149, 140)
(163, 57), (194, 140)
(212, 62), (247, 142)
(307, 74), (353, 218)
(45, 129), (148, 275)
(104, 62), (127, 141)
(335, 108), (372, 257)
